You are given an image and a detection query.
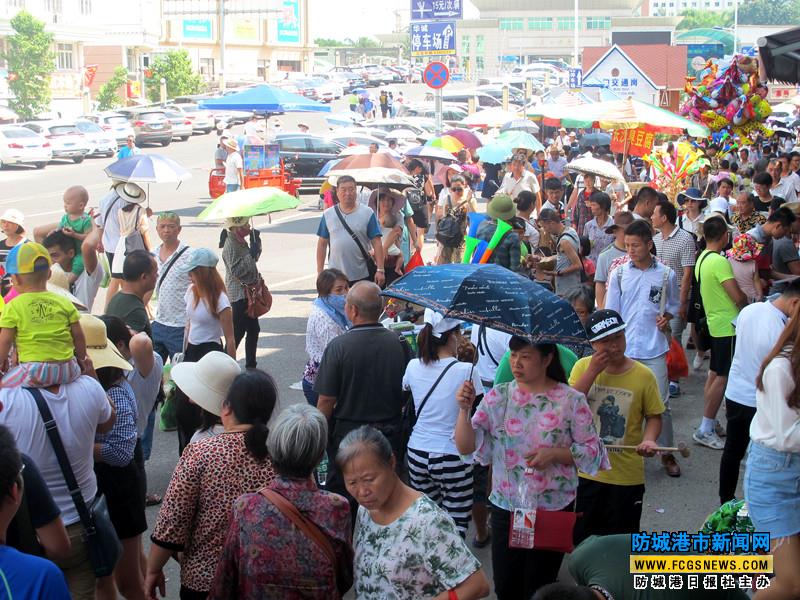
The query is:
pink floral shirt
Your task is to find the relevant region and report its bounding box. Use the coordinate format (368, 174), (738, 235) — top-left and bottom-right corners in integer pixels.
(472, 381), (610, 511)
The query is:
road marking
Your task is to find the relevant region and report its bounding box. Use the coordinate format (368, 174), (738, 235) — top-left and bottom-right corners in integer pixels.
(269, 272), (317, 289)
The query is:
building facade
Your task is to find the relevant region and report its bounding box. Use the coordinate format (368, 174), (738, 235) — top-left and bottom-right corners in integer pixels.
(650, 0), (734, 17)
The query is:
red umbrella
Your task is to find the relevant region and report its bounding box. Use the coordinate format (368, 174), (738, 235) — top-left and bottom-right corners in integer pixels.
(445, 128), (483, 150)
(330, 152), (407, 172)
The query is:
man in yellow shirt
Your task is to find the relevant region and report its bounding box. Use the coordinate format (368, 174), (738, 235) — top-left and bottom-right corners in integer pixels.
(569, 309), (664, 545)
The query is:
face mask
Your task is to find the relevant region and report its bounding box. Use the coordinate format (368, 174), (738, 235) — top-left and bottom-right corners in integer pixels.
(326, 293), (347, 312)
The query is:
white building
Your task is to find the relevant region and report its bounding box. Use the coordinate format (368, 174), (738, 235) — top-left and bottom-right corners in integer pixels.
(650, 0), (734, 16)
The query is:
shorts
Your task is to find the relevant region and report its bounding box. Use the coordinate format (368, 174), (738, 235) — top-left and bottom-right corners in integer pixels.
(473, 463), (490, 504)
(573, 478), (645, 545)
(93, 443), (147, 540)
(106, 251), (123, 279)
(744, 441), (800, 539)
(709, 335), (735, 377)
(2, 358), (81, 388)
(411, 205), (429, 229)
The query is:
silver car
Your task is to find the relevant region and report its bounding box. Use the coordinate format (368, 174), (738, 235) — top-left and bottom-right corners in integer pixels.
(165, 103), (214, 134)
(82, 112), (136, 146)
(74, 119), (117, 157)
(21, 121), (91, 163)
(164, 110), (193, 141)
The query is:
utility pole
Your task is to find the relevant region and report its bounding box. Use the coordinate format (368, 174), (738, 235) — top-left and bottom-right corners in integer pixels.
(218, 0), (226, 92)
(573, 0), (580, 67)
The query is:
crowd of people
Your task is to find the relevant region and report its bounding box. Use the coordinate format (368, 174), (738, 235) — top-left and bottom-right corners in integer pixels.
(0, 119), (798, 600)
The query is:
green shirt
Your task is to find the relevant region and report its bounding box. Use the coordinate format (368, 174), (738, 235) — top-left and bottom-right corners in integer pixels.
(493, 345), (579, 386)
(695, 250), (738, 338)
(106, 291), (151, 337)
(0, 291), (79, 362)
(58, 213), (92, 277)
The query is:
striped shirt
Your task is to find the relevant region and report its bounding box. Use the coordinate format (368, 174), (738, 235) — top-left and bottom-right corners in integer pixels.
(653, 226), (697, 280)
(95, 381), (138, 467)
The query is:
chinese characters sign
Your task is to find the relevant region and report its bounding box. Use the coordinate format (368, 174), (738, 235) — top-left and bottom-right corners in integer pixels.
(277, 0), (300, 43)
(610, 128), (655, 157)
(410, 21), (456, 57)
(568, 68), (583, 89)
(411, 0), (463, 20)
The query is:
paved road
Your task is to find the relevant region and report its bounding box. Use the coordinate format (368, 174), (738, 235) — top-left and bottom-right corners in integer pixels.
(0, 87), (740, 598)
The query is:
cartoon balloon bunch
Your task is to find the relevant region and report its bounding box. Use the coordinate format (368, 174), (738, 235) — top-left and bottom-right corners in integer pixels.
(681, 54), (773, 145)
(643, 142), (706, 204)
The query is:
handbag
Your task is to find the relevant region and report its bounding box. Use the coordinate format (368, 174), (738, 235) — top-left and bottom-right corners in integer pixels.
(239, 275), (273, 319)
(260, 488), (352, 595)
(29, 387), (122, 577)
(400, 359), (459, 457)
(333, 205), (377, 280)
(507, 507), (578, 553)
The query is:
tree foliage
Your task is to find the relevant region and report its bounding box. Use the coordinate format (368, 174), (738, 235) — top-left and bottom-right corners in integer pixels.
(1, 11), (54, 120)
(676, 8), (733, 29)
(95, 66), (129, 111)
(738, 0), (800, 24)
(145, 50), (204, 103)
(314, 36), (381, 48)
(314, 37), (342, 47)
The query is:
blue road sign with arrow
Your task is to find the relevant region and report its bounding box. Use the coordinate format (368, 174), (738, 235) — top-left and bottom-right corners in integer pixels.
(410, 0), (463, 21)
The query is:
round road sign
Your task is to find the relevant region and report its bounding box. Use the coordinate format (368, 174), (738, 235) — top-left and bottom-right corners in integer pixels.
(423, 62), (450, 90)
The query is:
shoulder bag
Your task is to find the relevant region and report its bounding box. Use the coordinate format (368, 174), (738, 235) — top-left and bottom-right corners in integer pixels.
(30, 387), (122, 577)
(239, 275), (272, 319)
(688, 251), (713, 351)
(156, 246), (190, 297)
(400, 359), (459, 457)
(333, 205), (377, 280)
(260, 488), (352, 595)
(436, 196), (468, 249)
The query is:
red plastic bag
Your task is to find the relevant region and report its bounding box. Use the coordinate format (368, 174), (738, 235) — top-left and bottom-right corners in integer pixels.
(405, 250), (424, 273)
(666, 336), (689, 381)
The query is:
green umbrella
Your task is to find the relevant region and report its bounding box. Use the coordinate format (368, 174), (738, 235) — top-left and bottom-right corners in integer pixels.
(198, 187), (299, 221)
(496, 130), (544, 152)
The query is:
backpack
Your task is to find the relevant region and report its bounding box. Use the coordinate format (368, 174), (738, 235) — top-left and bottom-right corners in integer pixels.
(405, 186), (425, 212)
(435, 195), (467, 248)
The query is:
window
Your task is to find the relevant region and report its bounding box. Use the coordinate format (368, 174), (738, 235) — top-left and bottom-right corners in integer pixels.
(44, 0), (62, 12)
(475, 34), (485, 55)
(586, 16), (611, 29)
(308, 139), (341, 154)
(528, 17), (552, 31)
(80, 0), (91, 13)
(476, 56), (485, 71)
(557, 17), (576, 30)
(199, 58), (215, 78)
(56, 43), (73, 70)
(257, 59), (268, 80)
(278, 138), (307, 152)
(461, 35), (470, 55)
(499, 18), (523, 31)
(7, 0), (24, 7)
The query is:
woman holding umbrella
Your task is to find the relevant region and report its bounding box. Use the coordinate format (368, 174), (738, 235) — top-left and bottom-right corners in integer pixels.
(566, 172), (597, 237)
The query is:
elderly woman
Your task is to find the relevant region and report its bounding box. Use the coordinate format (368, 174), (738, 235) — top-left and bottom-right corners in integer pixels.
(221, 217), (261, 369)
(455, 336), (609, 600)
(582, 191), (614, 263)
(338, 426), (490, 600)
(146, 360), (277, 600)
(303, 269), (349, 407)
(210, 404), (353, 599)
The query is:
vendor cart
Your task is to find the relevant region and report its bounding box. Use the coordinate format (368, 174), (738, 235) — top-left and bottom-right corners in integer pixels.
(208, 143), (301, 199)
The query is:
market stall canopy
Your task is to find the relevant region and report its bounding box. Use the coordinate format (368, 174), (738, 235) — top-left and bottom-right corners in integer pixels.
(758, 25), (800, 85)
(199, 85), (331, 113)
(591, 97), (710, 137)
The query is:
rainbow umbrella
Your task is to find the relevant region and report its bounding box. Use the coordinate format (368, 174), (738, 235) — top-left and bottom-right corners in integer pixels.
(425, 135), (465, 154)
(445, 128), (483, 149)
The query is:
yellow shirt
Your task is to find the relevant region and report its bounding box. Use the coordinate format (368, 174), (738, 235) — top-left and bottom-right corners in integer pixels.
(569, 358), (664, 486)
(0, 291), (79, 362)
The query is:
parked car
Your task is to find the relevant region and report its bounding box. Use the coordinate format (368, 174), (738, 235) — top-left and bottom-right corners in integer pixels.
(430, 92), (505, 110)
(165, 103), (215, 134)
(328, 133), (387, 148)
(82, 112), (136, 145)
(164, 110), (193, 141)
(21, 121), (90, 163)
(397, 103), (469, 127)
(369, 119), (431, 136)
(476, 84), (527, 106)
(117, 108), (172, 146)
(73, 119), (117, 157)
(274, 133), (343, 189)
(0, 125), (52, 169)
(309, 73), (345, 98)
(323, 70), (366, 92)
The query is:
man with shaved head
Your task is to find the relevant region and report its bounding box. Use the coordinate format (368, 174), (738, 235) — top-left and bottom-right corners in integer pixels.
(315, 281), (412, 510)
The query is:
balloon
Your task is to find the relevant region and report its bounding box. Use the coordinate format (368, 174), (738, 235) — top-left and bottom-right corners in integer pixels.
(467, 213), (489, 238)
(470, 241), (489, 264)
(462, 236), (480, 264)
(478, 220), (512, 264)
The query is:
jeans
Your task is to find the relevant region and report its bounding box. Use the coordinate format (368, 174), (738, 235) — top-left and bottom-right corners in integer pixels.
(636, 353), (674, 448)
(232, 298), (260, 369)
(177, 341), (222, 455)
(151, 321), (184, 363)
(719, 399), (757, 504)
(302, 378), (318, 407)
(225, 183), (240, 192)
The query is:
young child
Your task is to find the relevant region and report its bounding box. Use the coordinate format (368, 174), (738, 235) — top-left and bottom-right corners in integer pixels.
(579, 235), (596, 284)
(727, 233), (763, 304)
(0, 242), (87, 387)
(58, 186), (93, 284)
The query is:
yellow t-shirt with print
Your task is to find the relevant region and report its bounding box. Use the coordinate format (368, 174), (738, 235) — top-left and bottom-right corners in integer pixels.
(569, 358), (664, 486)
(0, 291), (79, 362)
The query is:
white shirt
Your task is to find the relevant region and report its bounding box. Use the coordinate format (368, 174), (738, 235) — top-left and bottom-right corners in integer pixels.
(725, 302), (787, 408)
(153, 242), (192, 327)
(97, 188), (123, 251)
(223, 151), (243, 185)
(73, 257), (105, 313)
(186, 287), (231, 345)
(750, 355), (800, 452)
(606, 260), (680, 360)
(678, 212), (703, 238)
(499, 171), (540, 198)
(773, 177), (798, 203)
(469, 326), (512, 385)
(403, 358), (484, 455)
(128, 352), (164, 436)
(0, 377), (112, 526)
(243, 120), (263, 138)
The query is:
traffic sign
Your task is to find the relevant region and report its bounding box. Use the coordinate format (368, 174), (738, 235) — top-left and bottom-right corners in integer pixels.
(410, 0), (463, 21)
(410, 21), (456, 57)
(568, 68), (583, 89)
(424, 62), (450, 89)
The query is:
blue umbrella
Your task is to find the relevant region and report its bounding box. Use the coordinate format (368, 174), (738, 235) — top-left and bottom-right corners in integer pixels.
(404, 145), (457, 162)
(382, 264), (589, 348)
(579, 132), (612, 147)
(199, 84), (331, 113)
(476, 142), (513, 164)
(104, 154), (191, 184)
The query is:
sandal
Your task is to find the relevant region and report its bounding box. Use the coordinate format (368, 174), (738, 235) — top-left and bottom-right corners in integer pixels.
(472, 533), (491, 549)
(146, 493), (163, 506)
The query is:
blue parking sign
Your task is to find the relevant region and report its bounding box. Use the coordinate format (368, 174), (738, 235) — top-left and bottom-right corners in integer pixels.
(410, 0), (463, 21)
(569, 68), (583, 89)
(410, 21), (457, 56)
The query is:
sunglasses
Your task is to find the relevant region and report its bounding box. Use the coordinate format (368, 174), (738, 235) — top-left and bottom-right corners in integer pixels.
(451, 187), (464, 192)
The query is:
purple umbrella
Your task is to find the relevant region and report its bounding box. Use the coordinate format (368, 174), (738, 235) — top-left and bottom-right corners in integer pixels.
(444, 128), (483, 150)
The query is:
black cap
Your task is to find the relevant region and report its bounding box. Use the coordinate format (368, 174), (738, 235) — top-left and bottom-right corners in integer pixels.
(585, 309), (627, 342)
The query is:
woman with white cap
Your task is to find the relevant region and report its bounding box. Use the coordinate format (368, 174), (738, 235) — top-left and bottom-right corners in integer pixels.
(146, 356), (277, 600)
(0, 208), (26, 273)
(403, 311), (483, 538)
(221, 217), (261, 369)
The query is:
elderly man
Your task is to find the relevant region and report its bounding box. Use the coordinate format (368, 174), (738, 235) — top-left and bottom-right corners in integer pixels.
(222, 138), (244, 192)
(547, 146), (568, 180)
(315, 282), (412, 510)
(316, 175), (385, 287)
(498, 153), (541, 205)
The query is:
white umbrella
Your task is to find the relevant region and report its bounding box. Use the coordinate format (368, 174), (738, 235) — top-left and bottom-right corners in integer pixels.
(565, 156), (624, 182)
(328, 168), (415, 189)
(460, 108), (522, 129)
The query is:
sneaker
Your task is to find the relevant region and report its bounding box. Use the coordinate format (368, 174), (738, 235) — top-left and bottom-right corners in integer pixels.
(669, 381), (680, 397)
(692, 352), (705, 371)
(693, 429), (725, 450)
(714, 420), (727, 438)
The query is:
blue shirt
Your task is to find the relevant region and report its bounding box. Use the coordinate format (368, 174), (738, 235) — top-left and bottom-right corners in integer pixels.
(0, 545), (70, 600)
(116, 145), (140, 159)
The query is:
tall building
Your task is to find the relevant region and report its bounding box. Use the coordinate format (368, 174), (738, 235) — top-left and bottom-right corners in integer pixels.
(650, 0), (734, 16)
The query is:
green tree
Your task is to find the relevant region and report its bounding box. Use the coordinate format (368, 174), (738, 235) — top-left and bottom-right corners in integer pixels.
(343, 36), (381, 48)
(95, 66), (129, 111)
(738, 0), (800, 24)
(676, 8), (733, 29)
(314, 37), (342, 47)
(145, 50), (204, 103)
(1, 11), (54, 120)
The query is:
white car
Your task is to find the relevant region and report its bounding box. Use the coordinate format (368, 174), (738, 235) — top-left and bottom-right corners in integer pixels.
(164, 110), (193, 141)
(83, 112), (135, 146)
(0, 125), (51, 169)
(21, 121), (91, 163)
(165, 103), (214, 134)
(74, 119), (117, 157)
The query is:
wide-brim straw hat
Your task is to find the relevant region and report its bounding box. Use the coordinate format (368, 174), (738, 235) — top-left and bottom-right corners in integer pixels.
(80, 314), (132, 371)
(170, 351), (242, 416)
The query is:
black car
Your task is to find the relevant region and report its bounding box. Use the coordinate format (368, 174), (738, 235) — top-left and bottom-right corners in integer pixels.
(275, 134), (343, 190)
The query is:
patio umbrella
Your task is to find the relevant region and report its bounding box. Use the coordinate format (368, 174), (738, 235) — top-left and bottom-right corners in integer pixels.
(565, 156), (624, 182)
(327, 169), (415, 189)
(404, 145), (457, 162)
(329, 152), (407, 172)
(199, 84), (331, 113)
(476, 142), (513, 164)
(578, 132), (612, 147)
(198, 187), (299, 220)
(426, 135), (464, 154)
(460, 108), (522, 129)
(445, 128), (483, 149)
(318, 158), (342, 176)
(326, 111), (365, 127)
(104, 154), (191, 184)
(496, 130), (544, 152)
(500, 119), (540, 134)
(381, 263), (589, 347)
(592, 97), (710, 137)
